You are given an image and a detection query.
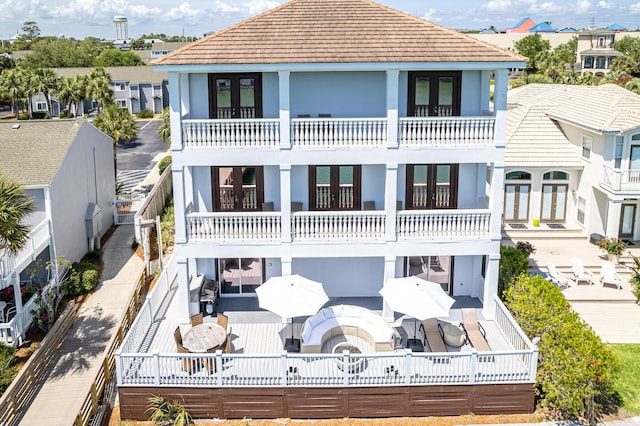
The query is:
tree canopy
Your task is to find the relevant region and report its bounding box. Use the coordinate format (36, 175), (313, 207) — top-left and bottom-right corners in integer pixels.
(0, 173), (35, 255)
(514, 34), (552, 74)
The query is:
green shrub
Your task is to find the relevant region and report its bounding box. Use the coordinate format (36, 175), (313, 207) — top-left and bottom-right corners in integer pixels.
(136, 108), (154, 118)
(504, 274), (619, 421)
(59, 109), (68, 118)
(498, 244), (529, 297)
(81, 269), (99, 292)
(161, 203), (175, 249)
(62, 254), (100, 296)
(0, 343), (16, 395)
(32, 112), (49, 119)
(158, 155), (172, 175)
(18, 112), (28, 120)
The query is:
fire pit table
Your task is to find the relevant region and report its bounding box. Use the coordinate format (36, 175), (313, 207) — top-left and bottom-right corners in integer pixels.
(333, 342), (364, 373)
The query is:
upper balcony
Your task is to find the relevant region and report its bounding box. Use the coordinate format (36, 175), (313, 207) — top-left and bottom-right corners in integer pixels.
(181, 116), (497, 151)
(600, 166), (640, 194)
(0, 219), (51, 285)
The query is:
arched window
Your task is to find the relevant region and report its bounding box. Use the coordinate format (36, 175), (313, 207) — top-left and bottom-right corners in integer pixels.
(543, 171), (568, 180)
(506, 171), (531, 180)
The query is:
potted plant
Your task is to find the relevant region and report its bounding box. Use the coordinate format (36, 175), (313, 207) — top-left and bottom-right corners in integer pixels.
(597, 237), (627, 263)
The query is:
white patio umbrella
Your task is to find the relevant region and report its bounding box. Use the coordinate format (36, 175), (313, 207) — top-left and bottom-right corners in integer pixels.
(256, 274), (329, 341)
(379, 275), (455, 339)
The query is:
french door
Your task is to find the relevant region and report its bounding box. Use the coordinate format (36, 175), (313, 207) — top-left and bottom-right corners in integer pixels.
(211, 167), (264, 212)
(504, 184), (530, 222)
(406, 164), (458, 209)
(408, 71), (461, 117)
(541, 184), (567, 222)
(309, 166), (361, 210)
(208, 73), (262, 119)
(620, 204), (636, 239)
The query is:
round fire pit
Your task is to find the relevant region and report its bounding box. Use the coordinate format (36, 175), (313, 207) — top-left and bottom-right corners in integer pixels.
(333, 342), (364, 373)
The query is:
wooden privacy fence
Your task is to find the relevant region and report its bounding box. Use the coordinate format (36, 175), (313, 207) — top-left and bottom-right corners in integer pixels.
(75, 269), (147, 426)
(134, 167), (173, 243)
(0, 302), (77, 426)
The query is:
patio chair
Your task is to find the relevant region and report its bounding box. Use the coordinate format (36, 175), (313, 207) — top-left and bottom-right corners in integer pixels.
(174, 327), (198, 373)
(600, 260), (622, 290)
(461, 308), (492, 360)
(546, 263), (571, 290)
(291, 202), (303, 212)
(224, 327), (233, 354)
(261, 201), (274, 212)
(420, 318), (446, 353)
(217, 313), (229, 331)
(190, 313), (203, 326)
(203, 347), (217, 373)
(571, 257), (594, 285)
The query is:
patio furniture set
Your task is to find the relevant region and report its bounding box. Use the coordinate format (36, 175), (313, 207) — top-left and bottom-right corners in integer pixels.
(546, 257), (622, 290)
(173, 313), (232, 374)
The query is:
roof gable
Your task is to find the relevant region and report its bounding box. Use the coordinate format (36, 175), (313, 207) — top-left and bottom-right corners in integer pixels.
(154, 0), (523, 66)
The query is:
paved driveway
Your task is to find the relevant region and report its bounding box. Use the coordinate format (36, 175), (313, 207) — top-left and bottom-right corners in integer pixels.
(116, 120), (168, 171)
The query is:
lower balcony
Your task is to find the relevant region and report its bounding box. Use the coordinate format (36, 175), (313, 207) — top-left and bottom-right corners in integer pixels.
(601, 166), (640, 193)
(186, 209), (491, 243)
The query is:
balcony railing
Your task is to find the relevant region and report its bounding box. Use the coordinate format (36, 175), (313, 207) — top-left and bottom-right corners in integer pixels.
(601, 166), (640, 192)
(180, 116), (495, 149)
(396, 209), (491, 240)
(292, 211), (386, 241)
(182, 119), (280, 149)
(0, 219), (51, 282)
(187, 212), (282, 241)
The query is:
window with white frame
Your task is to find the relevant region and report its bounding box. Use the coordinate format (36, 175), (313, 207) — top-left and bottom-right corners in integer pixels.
(116, 99), (127, 108)
(582, 135), (593, 159)
(35, 102), (47, 111)
(577, 196), (586, 225)
(114, 82), (126, 91)
(615, 136), (624, 168)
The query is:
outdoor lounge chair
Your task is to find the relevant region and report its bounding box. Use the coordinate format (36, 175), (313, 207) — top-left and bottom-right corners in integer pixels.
(600, 260), (622, 290)
(571, 257), (594, 285)
(546, 263), (571, 289)
(461, 308), (492, 359)
(420, 318), (446, 353)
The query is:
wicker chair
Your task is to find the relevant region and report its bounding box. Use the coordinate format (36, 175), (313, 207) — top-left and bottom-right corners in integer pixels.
(174, 327), (197, 373)
(190, 313), (204, 326)
(217, 313), (228, 331)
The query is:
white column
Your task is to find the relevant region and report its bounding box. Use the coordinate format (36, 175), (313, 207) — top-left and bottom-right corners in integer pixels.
(482, 252), (500, 320)
(279, 71), (291, 149)
(168, 72), (183, 152)
(176, 257), (190, 322)
(281, 257), (292, 276)
(489, 163), (505, 241)
(382, 255), (396, 321)
(386, 70), (399, 148)
(480, 70), (492, 114)
(385, 163), (398, 241)
(605, 199), (622, 237)
(493, 69), (509, 149)
(280, 164), (292, 242)
(476, 163), (487, 208)
(172, 165), (187, 244)
(43, 186), (56, 260)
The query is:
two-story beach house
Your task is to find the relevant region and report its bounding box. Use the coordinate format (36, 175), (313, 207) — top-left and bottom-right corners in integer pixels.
(577, 29), (623, 76)
(0, 120), (115, 347)
(115, 0), (539, 420)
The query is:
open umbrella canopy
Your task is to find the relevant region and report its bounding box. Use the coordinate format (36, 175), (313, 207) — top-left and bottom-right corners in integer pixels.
(256, 274), (329, 319)
(379, 276), (455, 321)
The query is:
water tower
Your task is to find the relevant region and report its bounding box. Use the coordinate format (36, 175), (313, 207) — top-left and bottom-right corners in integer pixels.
(113, 15), (128, 41)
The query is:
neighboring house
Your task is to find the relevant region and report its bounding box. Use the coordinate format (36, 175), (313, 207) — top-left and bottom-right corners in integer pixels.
(607, 24), (627, 32)
(529, 22), (557, 33)
(0, 119), (115, 346)
(114, 0), (538, 420)
(506, 17), (536, 33)
(506, 83), (640, 241)
(577, 29), (623, 76)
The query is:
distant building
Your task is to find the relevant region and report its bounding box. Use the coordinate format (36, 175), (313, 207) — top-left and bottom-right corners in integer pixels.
(529, 22), (557, 33)
(577, 29), (623, 76)
(607, 24), (627, 32)
(506, 17), (536, 33)
(558, 27), (578, 33)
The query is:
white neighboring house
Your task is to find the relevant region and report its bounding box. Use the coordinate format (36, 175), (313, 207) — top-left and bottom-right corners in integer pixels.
(506, 83), (640, 240)
(0, 119), (115, 346)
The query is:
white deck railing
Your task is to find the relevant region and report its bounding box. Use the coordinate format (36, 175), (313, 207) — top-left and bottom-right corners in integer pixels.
(182, 119), (280, 149)
(116, 347), (535, 388)
(187, 212), (282, 241)
(291, 118), (387, 148)
(602, 166), (640, 192)
(0, 219), (51, 280)
(399, 116), (496, 147)
(292, 211), (386, 241)
(0, 285), (46, 347)
(396, 209), (491, 240)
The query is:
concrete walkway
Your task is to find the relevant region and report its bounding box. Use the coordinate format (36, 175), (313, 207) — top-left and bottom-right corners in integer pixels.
(18, 225), (143, 426)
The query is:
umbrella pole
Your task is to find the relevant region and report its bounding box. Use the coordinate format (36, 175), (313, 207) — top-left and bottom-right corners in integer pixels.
(414, 319), (418, 340)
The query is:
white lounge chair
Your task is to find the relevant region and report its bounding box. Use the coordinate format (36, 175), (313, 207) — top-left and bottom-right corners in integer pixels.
(546, 263), (571, 289)
(571, 257), (594, 285)
(600, 260), (622, 290)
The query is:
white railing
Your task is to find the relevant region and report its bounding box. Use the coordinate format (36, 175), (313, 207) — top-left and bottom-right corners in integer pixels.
(187, 212), (282, 241)
(0, 254), (15, 280)
(291, 118), (387, 148)
(396, 209), (491, 240)
(114, 194), (145, 225)
(182, 119), (280, 149)
(602, 166), (640, 192)
(116, 347), (535, 388)
(0, 287), (41, 347)
(292, 211), (386, 241)
(399, 116), (496, 147)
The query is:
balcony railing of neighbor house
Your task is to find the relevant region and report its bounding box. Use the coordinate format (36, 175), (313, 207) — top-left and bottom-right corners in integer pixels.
(182, 119), (280, 149)
(396, 209), (491, 240)
(292, 211), (386, 241)
(187, 213), (282, 241)
(291, 118), (387, 148)
(602, 166), (640, 192)
(0, 280), (54, 347)
(399, 116), (496, 147)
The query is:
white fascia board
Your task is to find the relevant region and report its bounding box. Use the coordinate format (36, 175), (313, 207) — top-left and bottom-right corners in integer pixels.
(154, 61), (526, 74)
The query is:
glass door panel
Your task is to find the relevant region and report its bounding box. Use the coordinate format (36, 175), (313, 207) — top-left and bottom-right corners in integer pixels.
(434, 165), (452, 208)
(215, 78), (232, 118)
(620, 204), (636, 238)
(517, 186), (530, 221)
(406, 256), (453, 294)
(314, 166), (331, 210)
(217, 167), (235, 211)
(504, 186), (516, 221)
(554, 186), (567, 221)
(220, 258), (263, 295)
(437, 77), (454, 116)
(241, 167), (258, 210)
(338, 166), (355, 209)
(541, 186), (553, 220)
(414, 77), (430, 117)
(239, 78), (256, 118)
(412, 165), (428, 208)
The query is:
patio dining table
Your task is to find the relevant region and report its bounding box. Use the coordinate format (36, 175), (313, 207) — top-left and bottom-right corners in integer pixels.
(182, 323), (226, 353)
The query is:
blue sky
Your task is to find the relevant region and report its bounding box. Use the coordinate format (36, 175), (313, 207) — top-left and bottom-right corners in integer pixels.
(1, 0), (639, 41)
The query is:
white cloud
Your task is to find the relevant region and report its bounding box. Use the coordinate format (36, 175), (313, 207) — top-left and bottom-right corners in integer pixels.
(574, 0), (592, 13)
(245, 0), (280, 15)
(631, 2), (640, 14)
(166, 2), (199, 19)
(597, 1), (613, 8)
(527, 1), (563, 14)
(483, 0), (512, 13)
(422, 8), (440, 22)
(129, 5), (162, 19)
(213, 1), (242, 13)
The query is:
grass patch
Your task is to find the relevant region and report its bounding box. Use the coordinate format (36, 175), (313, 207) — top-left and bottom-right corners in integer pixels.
(609, 344), (640, 414)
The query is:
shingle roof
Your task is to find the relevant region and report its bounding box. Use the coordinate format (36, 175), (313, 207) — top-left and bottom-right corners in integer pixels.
(153, 0), (524, 66)
(0, 120), (83, 186)
(509, 83), (640, 133)
(54, 66), (167, 84)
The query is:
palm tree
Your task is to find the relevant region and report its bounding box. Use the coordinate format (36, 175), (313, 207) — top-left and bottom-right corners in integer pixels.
(0, 173), (35, 255)
(28, 68), (60, 118)
(86, 68), (113, 112)
(57, 75), (87, 117)
(158, 107), (171, 143)
(93, 105), (138, 177)
(625, 78), (640, 95)
(0, 68), (26, 116)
